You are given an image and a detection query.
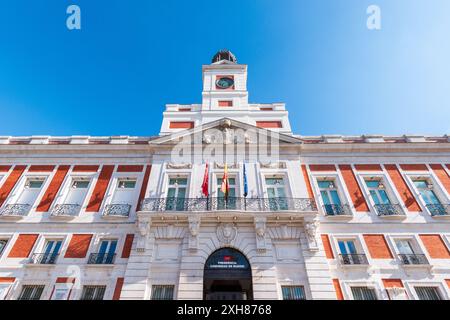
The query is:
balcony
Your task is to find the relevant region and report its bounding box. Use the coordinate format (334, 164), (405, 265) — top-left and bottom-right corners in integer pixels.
(339, 254), (369, 265)
(87, 253), (116, 265)
(102, 204), (131, 218)
(140, 197), (317, 213)
(398, 254), (429, 265)
(51, 204), (81, 218)
(427, 204), (449, 217)
(29, 253), (59, 265)
(373, 204), (404, 217)
(323, 204), (351, 217)
(0, 204), (31, 218)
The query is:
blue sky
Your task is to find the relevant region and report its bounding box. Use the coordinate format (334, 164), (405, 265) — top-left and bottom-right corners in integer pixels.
(0, 1), (449, 137)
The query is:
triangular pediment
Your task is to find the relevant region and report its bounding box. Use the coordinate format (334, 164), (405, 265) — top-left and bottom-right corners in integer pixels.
(150, 118), (302, 146)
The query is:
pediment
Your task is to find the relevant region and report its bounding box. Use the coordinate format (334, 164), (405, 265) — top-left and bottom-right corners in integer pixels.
(150, 118), (302, 146)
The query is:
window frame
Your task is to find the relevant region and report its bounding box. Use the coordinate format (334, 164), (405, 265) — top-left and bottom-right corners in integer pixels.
(17, 284), (46, 300)
(53, 172), (96, 212)
(406, 174), (448, 217)
(405, 282), (448, 300)
(342, 281), (384, 300)
(357, 173), (404, 216)
(311, 172), (351, 216)
(5, 174), (49, 212)
(280, 285), (306, 300)
(79, 285), (107, 300)
(151, 284), (175, 300)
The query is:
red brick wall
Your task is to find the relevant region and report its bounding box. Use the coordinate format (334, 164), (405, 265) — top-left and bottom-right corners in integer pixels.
(121, 234), (134, 258)
(86, 165), (114, 212)
(28, 165), (55, 172)
(333, 279), (344, 300)
(218, 100), (233, 107)
(399, 164), (428, 171)
(256, 121), (282, 129)
(136, 165), (151, 211)
(419, 235), (450, 259)
(117, 165), (144, 173)
(339, 165), (369, 212)
(8, 234), (39, 258)
(354, 164), (382, 171)
(113, 278), (124, 300)
(64, 234), (93, 258)
(72, 165), (99, 172)
(363, 234), (393, 259)
(0, 165), (27, 207)
(309, 164), (336, 172)
(36, 165), (70, 212)
(169, 122), (194, 129)
(301, 165), (314, 199)
(0, 277), (15, 283)
(430, 164), (450, 194)
(321, 234), (334, 259)
(382, 279), (403, 288)
(384, 164), (421, 211)
(0, 165), (12, 172)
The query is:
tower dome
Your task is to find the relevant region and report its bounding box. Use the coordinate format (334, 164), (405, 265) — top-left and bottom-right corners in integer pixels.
(212, 49), (237, 64)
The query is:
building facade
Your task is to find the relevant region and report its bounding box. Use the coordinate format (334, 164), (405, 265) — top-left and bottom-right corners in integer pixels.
(0, 50), (449, 300)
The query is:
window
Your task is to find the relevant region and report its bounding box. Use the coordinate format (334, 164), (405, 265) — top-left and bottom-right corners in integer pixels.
(337, 240), (367, 264)
(80, 286), (106, 300)
(71, 179), (90, 189)
(117, 179), (136, 189)
(318, 180), (344, 215)
(351, 286), (378, 300)
(395, 239), (427, 265)
(166, 177), (188, 211)
(217, 177), (237, 209)
(34, 240), (62, 264)
(415, 287), (442, 300)
(151, 285), (174, 300)
(413, 179), (445, 215)
(265, 177), (288, 210)
(18, 285), (45, 300)
(281, 286), (306, 300)
(25, 178), (45, 189)
(0, 239), (8, 257)
(51, 285), (71, 300)
(90, 239), (117, 264)
(365, 180), (391, 205)
(365, 179), (402, 216)
(12, 177), (46, 215)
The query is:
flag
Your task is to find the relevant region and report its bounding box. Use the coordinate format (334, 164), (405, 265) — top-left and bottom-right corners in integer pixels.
(221, 164), (229, 199)
(201, 163), (209, 197)
(243, 163), (248, 197)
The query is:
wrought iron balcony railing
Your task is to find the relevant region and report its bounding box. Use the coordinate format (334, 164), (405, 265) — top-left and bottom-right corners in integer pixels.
(51, 204), (81, 217)
(339, 254), (369, 265)
(374, 204), (404, 216)
(0, 204), (31, 217)
(140, 197), (317, 213)
(398, 254), (429, 265)
(29, 253), (59, 265)
(323, 204), (351, 216)
(426, 204), (449, 216)
(103, 204), (131, 217)
(87, 253), (116, 265)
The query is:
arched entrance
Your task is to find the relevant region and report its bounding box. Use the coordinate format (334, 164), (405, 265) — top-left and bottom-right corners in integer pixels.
(203, 248), (253, 300)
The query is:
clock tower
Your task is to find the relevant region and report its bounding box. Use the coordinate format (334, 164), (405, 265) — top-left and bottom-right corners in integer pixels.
(160, 49), (292, 135)
(201, 49), (250, 111)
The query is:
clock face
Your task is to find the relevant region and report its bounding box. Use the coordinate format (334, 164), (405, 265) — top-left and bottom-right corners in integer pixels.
(216, 77), (234, 89)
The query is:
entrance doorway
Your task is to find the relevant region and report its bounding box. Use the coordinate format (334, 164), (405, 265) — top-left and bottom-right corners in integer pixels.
(203, 248), (253, 300)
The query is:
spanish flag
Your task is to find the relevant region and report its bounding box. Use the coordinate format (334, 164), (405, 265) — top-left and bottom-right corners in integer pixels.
(221, 164), (229, 199)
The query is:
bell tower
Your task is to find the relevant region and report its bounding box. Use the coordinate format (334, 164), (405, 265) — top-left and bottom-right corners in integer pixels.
(201, 49), (249, 111)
